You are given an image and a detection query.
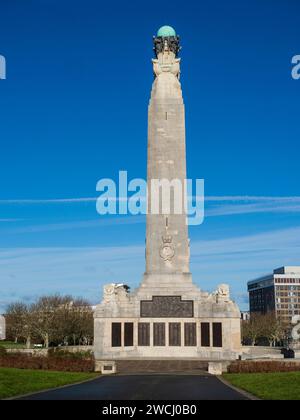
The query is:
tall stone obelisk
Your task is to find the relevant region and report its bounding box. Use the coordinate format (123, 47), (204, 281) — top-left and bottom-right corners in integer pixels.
(144, 26), (190, 284)
(94, 27), (241, 363)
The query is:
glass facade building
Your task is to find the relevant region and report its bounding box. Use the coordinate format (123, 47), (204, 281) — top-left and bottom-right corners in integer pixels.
(247, 267), (300, 325)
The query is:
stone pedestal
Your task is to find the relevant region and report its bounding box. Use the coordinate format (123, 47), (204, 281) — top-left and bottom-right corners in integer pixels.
(94, 280), (241, 361)
(208, 362), (223, 375)
(294, 350), (300, 359)
(95, 360), (117, 374)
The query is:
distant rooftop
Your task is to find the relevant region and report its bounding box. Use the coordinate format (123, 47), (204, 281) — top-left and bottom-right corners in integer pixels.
(248, 266), (300, 286)
(273, 266), (300, 275)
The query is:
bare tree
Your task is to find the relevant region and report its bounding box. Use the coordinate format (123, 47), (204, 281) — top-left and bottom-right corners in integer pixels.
(5, 294), (94, 348)
(242, 312), (286, 346)
(56, 298), (94, 346)
(73, 298), (93, 345)
(31, 295), (72, 348)
(261, 312), (285, 347)
(5, 302), (28, 343)
(22, 307), (36, 349)
(242, 313), (265, 345)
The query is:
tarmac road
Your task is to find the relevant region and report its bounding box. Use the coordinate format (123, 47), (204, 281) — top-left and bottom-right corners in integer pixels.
(17, 374), (249, 400)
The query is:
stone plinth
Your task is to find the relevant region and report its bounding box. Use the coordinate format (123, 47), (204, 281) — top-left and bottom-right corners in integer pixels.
(208, 362), (223, 375)
(95, 360), (117, 374)
(94, 281), (241, 361)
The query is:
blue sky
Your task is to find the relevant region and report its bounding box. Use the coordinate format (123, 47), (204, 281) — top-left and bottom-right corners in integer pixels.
(0, 0), (300, 312)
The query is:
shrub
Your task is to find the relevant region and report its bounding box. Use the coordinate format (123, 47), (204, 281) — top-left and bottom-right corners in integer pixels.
(0, 347), (7, 357)
(0, 353), (95, 372)
(228, 361), (300, 374)
(48, 349), (93, 360)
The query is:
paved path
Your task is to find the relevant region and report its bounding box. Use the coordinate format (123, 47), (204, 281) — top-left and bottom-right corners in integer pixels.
(18, 374), (249, 400)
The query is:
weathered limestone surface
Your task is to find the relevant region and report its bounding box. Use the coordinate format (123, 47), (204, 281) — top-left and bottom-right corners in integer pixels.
(94, 29), (241, 362)
(94, 281), (241, 360)
(95, 360), (117, 374)
(0, 315), (5, 340)
(208, 362), (224, 375)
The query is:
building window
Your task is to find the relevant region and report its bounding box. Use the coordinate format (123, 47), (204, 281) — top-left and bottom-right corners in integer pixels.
(124, 322), (134, 346)
(153, 323), (165, 346)
(213, 323), (223, 348)
(169, 323), (181, 346)
(138, 322), (150, 346)
(111, 322), (121, 347)
(184, 322), (196, 346)
(201, 322), (210, 347)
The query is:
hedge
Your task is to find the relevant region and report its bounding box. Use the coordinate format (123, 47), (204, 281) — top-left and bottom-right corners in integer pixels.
(0, 351), (94, 372)
(228, 360), (300, 374)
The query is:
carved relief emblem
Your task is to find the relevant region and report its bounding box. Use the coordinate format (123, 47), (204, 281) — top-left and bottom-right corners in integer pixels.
(141, 296), (193, 318)
(159, 234), (175, 261)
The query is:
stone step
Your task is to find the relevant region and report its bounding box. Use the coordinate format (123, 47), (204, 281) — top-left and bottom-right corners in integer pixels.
(115, 359), (209, 374)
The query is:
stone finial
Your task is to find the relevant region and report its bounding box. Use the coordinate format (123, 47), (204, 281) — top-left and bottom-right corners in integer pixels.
(157, 25), (176, 38)
(153, 26), (180, 58)
(152, 27), (181, 80)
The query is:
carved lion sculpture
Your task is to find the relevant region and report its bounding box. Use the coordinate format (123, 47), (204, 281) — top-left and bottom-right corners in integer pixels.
(103, 283), (130, 303)
(214, 284), (230, 302)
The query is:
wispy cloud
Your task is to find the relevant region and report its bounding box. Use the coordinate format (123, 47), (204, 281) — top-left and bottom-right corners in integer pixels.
(192, 226), (300, 258)
(8, 215), (144, 234)
(1, 225), (300, 312)
(0, 219), (23, 222)
(0, 245), (144, 312)
(190, 226), (300, 301)
(205, 196), (300, 202)
(2, 194), (300, 234)
(206, 202), (300, 217)
(1, 195), (300, 235)
(1, 195), (300, 205)
(2, 196), (300, 220)
(0, 197), (97, 204)
(205, 196), (300, 217)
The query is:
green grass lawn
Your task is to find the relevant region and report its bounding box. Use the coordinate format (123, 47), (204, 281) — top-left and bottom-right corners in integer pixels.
(0, 341), (26, 349)
(0, 367), (99, 399)
(224, 372), (300, 400)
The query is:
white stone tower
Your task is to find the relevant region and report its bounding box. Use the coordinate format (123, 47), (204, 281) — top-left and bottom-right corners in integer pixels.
(94, 26), (241, 364)
(146, 25), (189, 276)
